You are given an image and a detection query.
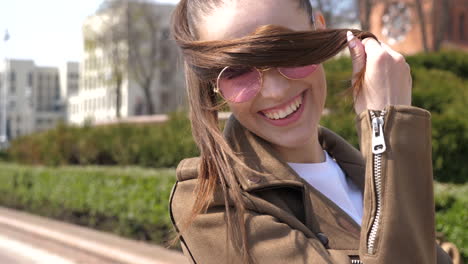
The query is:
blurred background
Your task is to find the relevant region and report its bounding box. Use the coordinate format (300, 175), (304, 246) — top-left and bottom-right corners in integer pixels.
(0, 0), (466, 263)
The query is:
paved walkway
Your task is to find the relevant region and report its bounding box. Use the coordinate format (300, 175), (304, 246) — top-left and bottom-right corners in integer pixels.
(0, 207), (187, 264)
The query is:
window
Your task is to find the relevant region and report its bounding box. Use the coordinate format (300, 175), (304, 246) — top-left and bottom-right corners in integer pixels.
(28, 72), (34, 87)
(9, 71), (15, 82)
(55, 85), (60, 100)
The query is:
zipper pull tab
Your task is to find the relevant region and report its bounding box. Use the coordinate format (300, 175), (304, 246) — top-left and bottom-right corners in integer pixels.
(371, 111), (386, 154)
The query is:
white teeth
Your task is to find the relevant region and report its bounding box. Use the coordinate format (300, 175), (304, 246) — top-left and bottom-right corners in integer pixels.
(263, 95), (303, 120)
(279, 109), (287, 119)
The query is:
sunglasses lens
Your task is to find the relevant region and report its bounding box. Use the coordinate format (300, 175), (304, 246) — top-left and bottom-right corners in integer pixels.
(278, 64), (318, 79)
(218, 67), (261, 103)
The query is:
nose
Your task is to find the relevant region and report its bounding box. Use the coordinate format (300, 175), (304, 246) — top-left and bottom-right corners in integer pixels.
(259, 69), (291, 101)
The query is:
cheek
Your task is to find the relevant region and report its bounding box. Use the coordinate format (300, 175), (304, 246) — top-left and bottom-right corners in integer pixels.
(310, 66), (327, 105)
(227, 101), (256, 123)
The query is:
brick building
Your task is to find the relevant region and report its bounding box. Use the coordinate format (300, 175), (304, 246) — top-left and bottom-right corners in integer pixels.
(360, 0), (468, 54)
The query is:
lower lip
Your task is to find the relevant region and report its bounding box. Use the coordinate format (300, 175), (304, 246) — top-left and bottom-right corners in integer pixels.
(258, 90), (307, 127)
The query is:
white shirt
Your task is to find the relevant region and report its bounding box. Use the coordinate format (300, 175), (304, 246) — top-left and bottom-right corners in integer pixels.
(287, 150), (363, 226)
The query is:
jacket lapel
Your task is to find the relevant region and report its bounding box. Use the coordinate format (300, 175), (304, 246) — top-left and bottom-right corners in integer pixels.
(223, 115), (365, 193)
(223, 115), (365, 250)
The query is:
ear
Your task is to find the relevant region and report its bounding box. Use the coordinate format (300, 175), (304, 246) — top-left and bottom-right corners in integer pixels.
(314, 11), (326, 29)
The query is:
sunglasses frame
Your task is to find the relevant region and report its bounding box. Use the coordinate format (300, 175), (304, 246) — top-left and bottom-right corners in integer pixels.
(214, 65), (317, 103)
(213, 13), (318, 103)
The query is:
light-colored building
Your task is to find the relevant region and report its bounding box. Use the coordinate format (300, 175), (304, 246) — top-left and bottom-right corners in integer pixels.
(68, 1), (186, 125)
(0, 59), (78, 141)
(59, 62), (80, 120)
(0, 59), (36, 140)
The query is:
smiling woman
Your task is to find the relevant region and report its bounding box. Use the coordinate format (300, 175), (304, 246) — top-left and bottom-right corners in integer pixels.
(168, 0), (454, 264)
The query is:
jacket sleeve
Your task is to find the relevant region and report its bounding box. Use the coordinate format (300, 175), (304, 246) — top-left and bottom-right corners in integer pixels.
(355, 105), (448, 264)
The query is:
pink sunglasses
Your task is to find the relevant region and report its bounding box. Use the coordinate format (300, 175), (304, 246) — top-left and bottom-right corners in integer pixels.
(214, 65), (319, 103)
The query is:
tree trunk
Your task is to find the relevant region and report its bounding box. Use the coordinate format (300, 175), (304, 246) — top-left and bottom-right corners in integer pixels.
(116, 74), (122, 118)
(434, 0), (450, 51)
(360, 0), (373, 31)
(415, 0), (429, 52)
(143, 79), (155, 115)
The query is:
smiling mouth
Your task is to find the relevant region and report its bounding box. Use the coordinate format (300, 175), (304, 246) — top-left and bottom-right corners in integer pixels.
(259, 91), (304, 120)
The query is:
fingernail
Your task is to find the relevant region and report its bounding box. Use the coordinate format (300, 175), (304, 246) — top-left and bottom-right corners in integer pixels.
(347, 31), (356, 48)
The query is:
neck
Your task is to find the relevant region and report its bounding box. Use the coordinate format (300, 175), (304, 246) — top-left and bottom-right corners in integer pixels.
(272, 131), (325, 163)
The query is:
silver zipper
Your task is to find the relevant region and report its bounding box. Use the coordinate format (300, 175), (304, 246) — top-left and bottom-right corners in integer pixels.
(366, 109), (387, 255)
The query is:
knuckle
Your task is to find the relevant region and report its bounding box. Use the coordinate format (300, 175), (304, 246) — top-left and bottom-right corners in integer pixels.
(394, 54), (406, 64)
(361, 38), (372, 45)
(375, 51), (391, 63)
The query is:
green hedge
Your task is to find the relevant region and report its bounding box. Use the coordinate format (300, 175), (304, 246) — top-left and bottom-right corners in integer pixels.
(405, 50), (468, 79)
(0, 163), (465, 260)
(7, 112), (199, 168)
(0, 163), (177, 245)
(434, 183), (468, 263)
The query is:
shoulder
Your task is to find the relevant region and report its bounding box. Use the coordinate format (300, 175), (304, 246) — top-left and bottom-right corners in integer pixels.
(176, 157), (200, 182)
(169, 157), (201, 223)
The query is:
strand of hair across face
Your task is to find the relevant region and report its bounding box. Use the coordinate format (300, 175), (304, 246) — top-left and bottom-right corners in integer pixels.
(174, 25), (377, 80)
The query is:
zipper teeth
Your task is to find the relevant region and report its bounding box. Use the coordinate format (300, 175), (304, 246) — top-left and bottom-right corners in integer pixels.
(351, 260), (364, 264)
(366, 109), (386, 255)
(367, 151), (383, 254)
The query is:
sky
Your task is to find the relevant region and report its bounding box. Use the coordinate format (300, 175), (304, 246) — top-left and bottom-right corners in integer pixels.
(0, 0), (179, 68)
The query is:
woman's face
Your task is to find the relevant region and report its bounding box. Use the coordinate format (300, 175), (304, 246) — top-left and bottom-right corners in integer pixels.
(199, 0), (327, 152)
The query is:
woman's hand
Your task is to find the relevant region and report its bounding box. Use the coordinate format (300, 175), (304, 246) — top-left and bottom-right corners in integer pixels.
(346, 31), (412, 115)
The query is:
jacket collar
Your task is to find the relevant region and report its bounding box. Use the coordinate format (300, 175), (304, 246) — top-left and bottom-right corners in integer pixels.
(223, 115), (365, 193)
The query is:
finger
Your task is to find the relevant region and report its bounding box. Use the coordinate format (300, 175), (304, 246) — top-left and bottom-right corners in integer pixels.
(362, 38), (385, 57)
(346, 31), (366, 77)
(380, 42), (406, 62)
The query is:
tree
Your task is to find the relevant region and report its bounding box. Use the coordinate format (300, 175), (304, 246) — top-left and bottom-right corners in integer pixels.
(434, 0), (450, 51)
(311, 0), (360, 28)
(358, 0), (374, 31)
(126, 1), (164, 115)
(98, 0), (169, 115)
(84, 2), (128, 118)
(84, 0), (171, 117)
(414, 0), (429, 52)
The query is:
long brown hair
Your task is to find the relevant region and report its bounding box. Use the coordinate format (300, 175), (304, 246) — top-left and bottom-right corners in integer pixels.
(170, 0), (378, 263)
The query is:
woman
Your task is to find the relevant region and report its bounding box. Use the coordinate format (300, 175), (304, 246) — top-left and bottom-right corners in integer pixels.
(169, 0), (454, 263)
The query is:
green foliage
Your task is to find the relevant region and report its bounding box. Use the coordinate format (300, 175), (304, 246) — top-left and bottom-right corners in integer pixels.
(0, 149), (8, 161)
(434, 183), (468, 263)
(406, 50), (468, 79)
(0, 163), (177, 245)
(7, 111), (199, 168)
(0, 162), (465, 258)
(322, 51), (468, 183)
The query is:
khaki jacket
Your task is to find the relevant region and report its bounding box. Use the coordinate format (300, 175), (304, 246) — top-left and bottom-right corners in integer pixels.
(170, 105), (454, 264)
